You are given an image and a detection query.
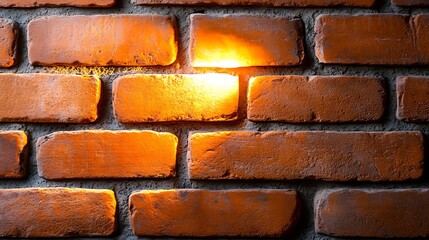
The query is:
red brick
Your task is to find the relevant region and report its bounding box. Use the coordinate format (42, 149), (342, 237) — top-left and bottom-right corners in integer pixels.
(0, 188), (116, 238)
(0, 74), (100, 123)
(0, 0), (115, 7)
(133, 0), (375, 7)
(190, 14), (304, 68)
(113, 74), (239, 122)
(28, 15), (177, 66)
(248, 75), (385, 122)
(0, 131), (27, 178)
(188, 131), (423, 181)
(129, 189), (299, 237)
(397, 76), (429, 122)
(392, 0), (429, 6)
(0, 18), (16, 68)
(315, 189), (429, 238)
(36, 130), (177, 179)
(315, 14), (429, 65)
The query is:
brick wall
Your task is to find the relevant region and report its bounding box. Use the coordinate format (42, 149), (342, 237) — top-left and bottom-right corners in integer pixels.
(1, 0), (429, 239)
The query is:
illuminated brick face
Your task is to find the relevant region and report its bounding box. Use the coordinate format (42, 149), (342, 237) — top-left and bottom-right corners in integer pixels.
(2, 1), (429, 239)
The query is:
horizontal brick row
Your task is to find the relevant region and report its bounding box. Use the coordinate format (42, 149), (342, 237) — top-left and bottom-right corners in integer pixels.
(1, 74), (428, 123)
(36, 130), (178, 179)
(392, 0), (429, 6)
(3, 14), (429, 67)
(133, 0), (375, 6)
(0, 188), (116, 238)
(2, 188), (429, 238)
(0, 0), (115, 7)
(2, 130), (424, 180)
(129, 189), (299, 237)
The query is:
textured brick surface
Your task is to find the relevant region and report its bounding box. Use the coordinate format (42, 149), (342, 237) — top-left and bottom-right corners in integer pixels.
(133, 0), (375, 6)
(0, 18), (16, 68)
(0, 131), (27, 178)
(315, 189), (429, 238)
(0, 74), (100, 123)
(28, 15), (177, 66)
(36, 130), (178, 179)
(392, 0), (429, 6)
(113, 74), (239, 122)
(129, 189), (299, 237)
(315, 14), (429, 65)
(0, 0), (115, 7)
(248, 75), (385, 122)
(0, 188), (116, 238)
(190, 14), (304, 68)
(188, 131), (423, 181)
(397, 76), (429, 122)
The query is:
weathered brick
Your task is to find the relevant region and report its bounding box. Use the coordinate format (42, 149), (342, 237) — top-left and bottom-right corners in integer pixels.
(188, 131), (423, 181)
(0, 0), (115, 7)
(0, 131), (27, 178)
(0, 74), (100, 123)
(0, 188), (116, 238)
(113, 74), (239, 122)
(248, 75), (385, 122)
(28, 15), (177, 66)
(392, 0), (429, 6)
(133, 0), (375, 7)
(129, 189), (299, 237)
(0, 18), (16, 68)
(190, 14), (304, 68)
(315, 14), (429, 65)
(315, 189), (429, 238)
(397, 76), (429, 122)
(36, 130), (177, 179)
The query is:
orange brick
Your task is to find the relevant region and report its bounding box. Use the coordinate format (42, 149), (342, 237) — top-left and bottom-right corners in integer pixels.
(28, 15), (177, 66)
(0, 188), (116, 238)
(315, 189), (429, 238)
(133, 0), (375, 7)
(190, 14), (304, 68)
(0, 18), (16, 68)
(36, 130), (178, 179)
(113, 74), (239, 122)
(0, 0), (115, 7)
(248, 75), (385, 122)
(0, 131), (27, 178)
(188, 131), (423, 181)
(315, 14), (429, 65)
(392, 0), (429, 6)
(0, 74), (100, 123)
(129, 189), (299, 237)
(397, 76), (429, 122)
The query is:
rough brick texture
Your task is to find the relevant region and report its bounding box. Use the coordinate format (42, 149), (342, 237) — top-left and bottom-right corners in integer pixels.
(28, 15), (177, 66)
(133, 0), (375, 7)
(0, 188), (116, 238)
(188, 131), (423, 181)
(397, 76), (429, 122)
(0, 74), (100, 123)
(392, 0), (429, 6)
(129, 189), (299, 237)
(113, 74), (239, 122)
(0, 131), (27, 178)
(0, 0), (115, 7)
(0, 19), (16, 68)
(36, 130), (178, 179)
(248, 75), (385, 122)
(190, 14), (304, 68)
(315, 189), (429, 238)
(315, 14), (429, 65)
